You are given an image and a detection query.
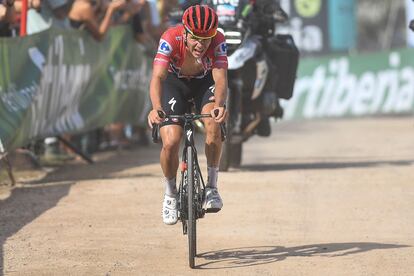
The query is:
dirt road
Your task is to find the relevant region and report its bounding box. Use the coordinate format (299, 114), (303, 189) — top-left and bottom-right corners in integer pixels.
(1, 117), (414, 275)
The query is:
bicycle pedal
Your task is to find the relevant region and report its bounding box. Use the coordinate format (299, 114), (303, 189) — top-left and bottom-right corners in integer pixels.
(205, 208), (221, 213)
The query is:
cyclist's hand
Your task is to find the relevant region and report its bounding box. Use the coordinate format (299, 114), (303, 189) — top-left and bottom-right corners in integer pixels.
(148, 109), (165, 128)
(211, 107), (227, 123)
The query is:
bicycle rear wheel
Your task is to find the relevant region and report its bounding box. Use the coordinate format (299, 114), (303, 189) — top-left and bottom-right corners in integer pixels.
(187, 146), (196, 268)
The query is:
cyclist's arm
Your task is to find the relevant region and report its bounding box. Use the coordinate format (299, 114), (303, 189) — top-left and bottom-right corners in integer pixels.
(212, 67), (228, 108)
(211, 67), (228, 123)
(150, 64), (168, 110)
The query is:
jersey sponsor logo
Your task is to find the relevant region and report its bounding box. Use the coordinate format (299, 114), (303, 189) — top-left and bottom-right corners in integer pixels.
(154, 57), (169, 63)
(158, 39), (172, 55)
(186, 129), (193, 141)
(209, 85), (216, 94)
(168, 97), (177, 111)
(215, 42), (228, 56)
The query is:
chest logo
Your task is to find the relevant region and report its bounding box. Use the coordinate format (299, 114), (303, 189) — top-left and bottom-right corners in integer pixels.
(158, 39), (172, 55)
(215, 42), (228, 56)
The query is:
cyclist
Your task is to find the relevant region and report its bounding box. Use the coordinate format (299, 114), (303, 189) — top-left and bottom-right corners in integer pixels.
(147, 5), (228, 225)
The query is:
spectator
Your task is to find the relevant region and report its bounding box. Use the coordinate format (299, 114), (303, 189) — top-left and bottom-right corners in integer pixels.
(141, 0), (162, 40)
(0, 0), (15, 36)
(114, 0), (144, 24)
(103, 0), (157, 148)
(23, 0), (72, 34)
(132, 1), (157, 49)
(67, 0), (127, 151)
(68, 0), (126, 40)
(113, 0), (155, 49)
(157, 0), (179, 27)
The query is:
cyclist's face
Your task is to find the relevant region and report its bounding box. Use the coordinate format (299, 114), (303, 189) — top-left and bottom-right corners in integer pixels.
(186, 33), (212, 58)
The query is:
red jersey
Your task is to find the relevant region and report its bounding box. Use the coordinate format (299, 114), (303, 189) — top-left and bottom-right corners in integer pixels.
(153, 25), (228, 79)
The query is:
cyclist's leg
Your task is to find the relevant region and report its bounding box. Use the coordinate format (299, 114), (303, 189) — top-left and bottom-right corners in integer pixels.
(201, 100), (224, 211)
(160, 126), (182, 184)
(160, 74), (189, 186)
(201, 102), (222, 168)
(194, 74), (222, 169)
(159, 74), (189, 224)
(195, 76), (223, 211)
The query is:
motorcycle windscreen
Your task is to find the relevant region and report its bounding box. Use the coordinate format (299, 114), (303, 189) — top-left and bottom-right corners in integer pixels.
(227, 37), (258, 70)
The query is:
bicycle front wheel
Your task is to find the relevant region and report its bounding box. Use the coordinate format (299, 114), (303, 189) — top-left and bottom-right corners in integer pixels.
(187, 146), (196, 268)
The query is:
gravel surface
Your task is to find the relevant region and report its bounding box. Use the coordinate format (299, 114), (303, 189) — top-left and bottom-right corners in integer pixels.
(1, 117), (413, 275)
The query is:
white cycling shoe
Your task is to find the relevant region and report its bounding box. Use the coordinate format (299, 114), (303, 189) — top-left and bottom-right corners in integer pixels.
(203, 187), (223, 213)
(162, 194), (178, 225)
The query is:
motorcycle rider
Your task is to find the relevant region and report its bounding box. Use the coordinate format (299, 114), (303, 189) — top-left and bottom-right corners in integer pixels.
(204, 0), (288, 136)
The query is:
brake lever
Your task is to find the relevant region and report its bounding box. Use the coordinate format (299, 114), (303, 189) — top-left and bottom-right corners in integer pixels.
(157, 110), (165, 118)
(214, 109), (219, 117)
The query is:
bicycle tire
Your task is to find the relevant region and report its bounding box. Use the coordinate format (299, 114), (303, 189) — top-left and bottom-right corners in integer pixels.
(187, 146), (197, 268)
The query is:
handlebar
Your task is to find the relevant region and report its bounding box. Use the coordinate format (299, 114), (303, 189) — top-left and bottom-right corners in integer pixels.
(152, 109), (226, 143)
(157, 110), (219, 120)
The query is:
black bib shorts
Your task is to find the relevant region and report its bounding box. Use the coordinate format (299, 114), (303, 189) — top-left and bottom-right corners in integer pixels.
(160, 72), (215, 127)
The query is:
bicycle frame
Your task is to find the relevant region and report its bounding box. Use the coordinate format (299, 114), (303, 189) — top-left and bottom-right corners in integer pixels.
(153, 111), (225, 268)
(179, 114), (208, 223)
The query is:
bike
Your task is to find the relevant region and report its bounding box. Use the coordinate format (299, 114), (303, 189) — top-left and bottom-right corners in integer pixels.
(152, 110), (225, 268)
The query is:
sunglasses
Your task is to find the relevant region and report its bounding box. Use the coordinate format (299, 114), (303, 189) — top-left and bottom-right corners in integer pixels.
(184, 27), (216, 42)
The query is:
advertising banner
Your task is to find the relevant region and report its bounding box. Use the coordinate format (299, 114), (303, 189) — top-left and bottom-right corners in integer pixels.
(279, 0), (329, 55)
(0, 26), (152, 152)
(328, 0), (356, 52)
(282, 48), (414, 119)
(1, 26), (414, 153)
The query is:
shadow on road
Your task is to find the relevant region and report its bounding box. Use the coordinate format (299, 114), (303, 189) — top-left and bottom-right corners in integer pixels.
(0, 144), (164, 274)
(196, 242), (410, 269)
(0, 144), (163, 275)
(240, 159), (414, 172)
(21, 145), (161, 185)
(0, 182), (73, 276)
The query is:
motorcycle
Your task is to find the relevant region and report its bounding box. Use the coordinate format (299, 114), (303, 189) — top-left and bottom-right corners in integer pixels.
(206, 0), (299, 171)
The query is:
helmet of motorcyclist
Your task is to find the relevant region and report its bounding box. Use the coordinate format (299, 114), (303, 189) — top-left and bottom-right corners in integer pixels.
(182, 5), (218, 39)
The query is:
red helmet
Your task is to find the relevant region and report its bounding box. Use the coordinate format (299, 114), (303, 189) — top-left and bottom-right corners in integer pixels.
(182, 5), (218, 39)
